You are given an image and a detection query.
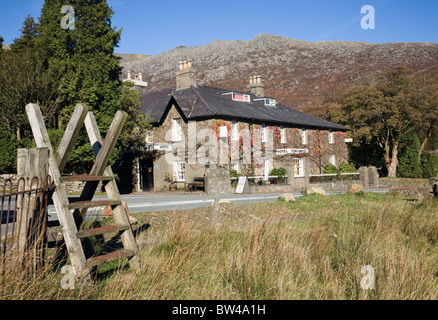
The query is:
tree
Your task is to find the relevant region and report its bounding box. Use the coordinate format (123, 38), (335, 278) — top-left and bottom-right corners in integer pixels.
(36, 0), (123, 173)
(329, 67), (420, 177)
(11, 15), (39, 51)
(412, 75), (438, 164)
(397, 130), (422, 178)
(0, 15), (61, 141)
(35, 0), (150, 177)
(37, 0), (123, 128)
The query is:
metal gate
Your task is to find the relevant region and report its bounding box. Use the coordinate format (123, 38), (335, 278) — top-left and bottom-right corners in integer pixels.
(0, 175), (55, 272)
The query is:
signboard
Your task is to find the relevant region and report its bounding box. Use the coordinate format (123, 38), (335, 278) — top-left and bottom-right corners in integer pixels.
(236, 176), (250, 194)
(153, 143), (172, 151)
(276, 149), (308, 155)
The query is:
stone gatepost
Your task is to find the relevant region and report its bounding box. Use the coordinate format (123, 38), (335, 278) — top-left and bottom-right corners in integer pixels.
(205, 167), (232, 195)
(286, 165), (296, 192)
(359, 166), (369, 189)
(368, 166), (379, 188)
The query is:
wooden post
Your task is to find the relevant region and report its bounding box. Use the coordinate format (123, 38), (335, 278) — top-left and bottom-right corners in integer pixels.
(84, 111), (141, 271)
(78, 110), (128, 218)
(56, 104), (89, 172)
(26, 103), (88, 277)
(210, 193), (220, 227)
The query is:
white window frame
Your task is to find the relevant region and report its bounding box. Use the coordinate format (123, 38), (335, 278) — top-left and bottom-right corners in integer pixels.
(301, 129), (308, 145)
(328, 130), (334, 144)
(231, 160), (239, 173)
(173, 161), (186, 182)
(172, 118), (183, 142)
(145, 129), (154, 144)
(280, 126), (286, 144)
(231, 121), (238, 141)
(261, 124), (267, 143)
(232, 92), (251, 102)
(293, 158), (304, 178)
(329, 154), (336, 167)
(263, 158), (273, 180)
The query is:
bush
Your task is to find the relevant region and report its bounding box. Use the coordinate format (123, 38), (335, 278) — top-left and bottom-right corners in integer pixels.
(398, 131), (422, 178)
(229, 169), (238, 179)
(421, 154), (438, 178)
(269, 167), (287, 184)
(323, 163), (339, 175)
(0, 131), (17, 173)
(339, 162), (357, 173)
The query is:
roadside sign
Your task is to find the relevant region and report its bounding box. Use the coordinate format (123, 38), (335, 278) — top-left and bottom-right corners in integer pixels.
(236, 176), (250, 194)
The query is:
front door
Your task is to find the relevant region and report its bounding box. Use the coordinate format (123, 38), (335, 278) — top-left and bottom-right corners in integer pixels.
(140, 158), (154, 191)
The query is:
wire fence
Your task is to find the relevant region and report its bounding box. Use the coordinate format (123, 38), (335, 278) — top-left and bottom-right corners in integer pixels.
(0, 175), (55, 273)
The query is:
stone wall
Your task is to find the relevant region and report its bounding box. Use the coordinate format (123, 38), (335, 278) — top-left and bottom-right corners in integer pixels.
(379, 177), (431, 197)
(310, 179), (360, 192)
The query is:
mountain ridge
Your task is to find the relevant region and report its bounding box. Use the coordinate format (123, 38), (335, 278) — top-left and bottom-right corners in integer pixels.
(119, 34), (438, 109)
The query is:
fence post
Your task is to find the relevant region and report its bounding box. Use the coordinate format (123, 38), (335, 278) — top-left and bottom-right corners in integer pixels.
(16, 148), (49, 264)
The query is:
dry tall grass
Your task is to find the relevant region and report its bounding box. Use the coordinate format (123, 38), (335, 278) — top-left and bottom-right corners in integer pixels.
(1, 192), (437, 300)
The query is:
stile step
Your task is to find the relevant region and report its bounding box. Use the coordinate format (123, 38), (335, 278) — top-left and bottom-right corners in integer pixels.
(68, 200), (121, 210)
(61, 175), (113, 182)
(77, 224), (129, 239)
(86, 249), (137, 268)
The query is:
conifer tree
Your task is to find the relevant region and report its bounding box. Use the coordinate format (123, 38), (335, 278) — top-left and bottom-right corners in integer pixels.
(36, 0), (150, 177)
(37, 0), (123, 129)
(11, 15), (39, 51)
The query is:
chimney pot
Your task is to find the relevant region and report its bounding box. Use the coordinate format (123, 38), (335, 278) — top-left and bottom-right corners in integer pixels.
(138, 72), (143, 81)
(176, 59), (197, 90)
(247, 75), (265, 97)
(127, 71), (132, 80)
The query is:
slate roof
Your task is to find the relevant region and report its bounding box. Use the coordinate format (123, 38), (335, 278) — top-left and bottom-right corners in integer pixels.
(139, 85), (349, 131)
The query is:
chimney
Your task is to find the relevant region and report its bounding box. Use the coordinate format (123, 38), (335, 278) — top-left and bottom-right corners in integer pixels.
(247, 75), (265, 97)
(123, 70), (148, 93)
(176, 59), (197, 90)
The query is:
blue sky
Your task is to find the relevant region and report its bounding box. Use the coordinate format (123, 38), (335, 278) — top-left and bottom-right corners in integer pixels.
(1, 0), (437, 55)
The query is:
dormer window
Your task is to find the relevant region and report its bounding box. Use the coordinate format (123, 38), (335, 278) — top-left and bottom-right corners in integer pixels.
(264, 98), (277, 107)
(221, 91), (251, 103)
(232, 93), (250, 102)
(254, 97), (277, 107)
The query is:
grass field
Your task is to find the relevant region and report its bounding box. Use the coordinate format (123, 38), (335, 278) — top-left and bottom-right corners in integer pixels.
(1, 192), (437, 300)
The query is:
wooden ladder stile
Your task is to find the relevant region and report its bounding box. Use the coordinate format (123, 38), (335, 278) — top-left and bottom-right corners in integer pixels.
(26, 103), (141, 279)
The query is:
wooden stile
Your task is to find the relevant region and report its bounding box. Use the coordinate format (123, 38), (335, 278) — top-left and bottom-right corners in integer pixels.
(25, 103), (141, 278)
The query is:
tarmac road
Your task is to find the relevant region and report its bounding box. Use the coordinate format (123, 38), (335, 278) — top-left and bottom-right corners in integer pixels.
(1, 188), (389, 237)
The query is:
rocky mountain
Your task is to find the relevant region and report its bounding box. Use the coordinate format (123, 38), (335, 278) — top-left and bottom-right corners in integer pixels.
(119, 34), (438, 110)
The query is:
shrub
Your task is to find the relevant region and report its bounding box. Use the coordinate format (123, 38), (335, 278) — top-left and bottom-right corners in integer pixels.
(323, 163), (339, 175)
(269, 167), (287, 184)
(229, 169), (238, 179)
(421, 154), (438, 178)
(398, 131), (422, 178)
(339, 162), (357, 173)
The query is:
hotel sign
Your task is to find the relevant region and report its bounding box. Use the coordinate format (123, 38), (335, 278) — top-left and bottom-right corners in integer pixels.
(276, 149), (308, 155)
(152, 143), (172, 151)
